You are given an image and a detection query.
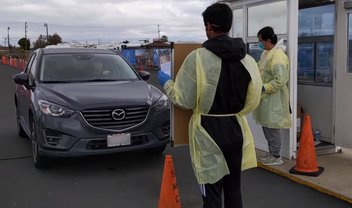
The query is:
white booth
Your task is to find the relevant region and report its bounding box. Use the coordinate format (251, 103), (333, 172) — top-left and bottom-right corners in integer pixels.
(221, 0), (352, 159)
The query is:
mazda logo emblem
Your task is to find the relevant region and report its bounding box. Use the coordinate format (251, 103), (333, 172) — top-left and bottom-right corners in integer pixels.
(112, 109), (126, 121)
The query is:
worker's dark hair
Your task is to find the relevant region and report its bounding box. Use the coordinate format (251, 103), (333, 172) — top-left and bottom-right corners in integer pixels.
(202, 3), (233, 33)
(257, 26), (278, 44)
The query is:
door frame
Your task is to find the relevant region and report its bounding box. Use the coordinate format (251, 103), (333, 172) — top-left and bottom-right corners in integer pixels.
(333, 0), (352, 148)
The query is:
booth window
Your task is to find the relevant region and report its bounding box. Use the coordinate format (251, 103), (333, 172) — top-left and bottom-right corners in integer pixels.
(246, 1), (287, 61)
(298, 4), (335, 86)
(247, 1), (287, 37)
(348, 14), (352, 73)
(232, 9), (243, 38)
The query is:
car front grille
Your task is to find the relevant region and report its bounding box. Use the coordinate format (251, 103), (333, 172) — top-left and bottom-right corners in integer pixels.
(81, 106), (149, 131)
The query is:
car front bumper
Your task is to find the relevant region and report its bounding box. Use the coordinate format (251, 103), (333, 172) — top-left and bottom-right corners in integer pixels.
(36, 108), (170, 157)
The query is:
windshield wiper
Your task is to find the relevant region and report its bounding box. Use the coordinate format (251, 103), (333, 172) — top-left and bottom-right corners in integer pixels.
(42, 80), (74, 83)
(42, 79), (120, 83)
(83, 79), (118, 82)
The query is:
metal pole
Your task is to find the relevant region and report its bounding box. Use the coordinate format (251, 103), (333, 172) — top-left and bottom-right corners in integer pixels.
(44, 23), (49, 42)
(25, 22), (28, 50)
(46, 24), (48, 40)
(287, 0), (299, 158)
(7, 27), (11, 51)
(25, 22), (27, 39)
(157, 24), (160, 39)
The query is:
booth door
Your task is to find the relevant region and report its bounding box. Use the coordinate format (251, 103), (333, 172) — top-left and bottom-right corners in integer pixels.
(334, 0), (352, 148)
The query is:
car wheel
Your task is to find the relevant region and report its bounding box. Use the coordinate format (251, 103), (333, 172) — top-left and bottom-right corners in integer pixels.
(146, 144), (167, 154)
(16, 107), (27, 138)
(30, 120), (51, 169)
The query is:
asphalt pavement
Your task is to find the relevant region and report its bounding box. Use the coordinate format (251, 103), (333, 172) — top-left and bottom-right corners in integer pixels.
(0, 63), (350, 208)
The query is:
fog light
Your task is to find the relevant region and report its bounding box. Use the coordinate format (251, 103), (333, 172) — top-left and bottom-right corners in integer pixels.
(161, 121), (170, 137)
(44, 129), (63, 146)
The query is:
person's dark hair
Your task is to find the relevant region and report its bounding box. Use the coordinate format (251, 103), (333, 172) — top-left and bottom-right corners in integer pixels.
(202, 3), (233, 33)
(257, 26), (278, 44)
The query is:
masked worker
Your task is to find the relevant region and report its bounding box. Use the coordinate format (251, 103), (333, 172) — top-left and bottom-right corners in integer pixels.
(253, 26), (292, 166)
(158, 3), (262, 208)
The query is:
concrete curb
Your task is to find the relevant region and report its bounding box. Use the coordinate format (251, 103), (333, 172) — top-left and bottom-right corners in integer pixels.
(258, 163), (352, 204)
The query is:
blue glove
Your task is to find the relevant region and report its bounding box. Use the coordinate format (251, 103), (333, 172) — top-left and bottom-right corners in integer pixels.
(158, 71), (171, 86)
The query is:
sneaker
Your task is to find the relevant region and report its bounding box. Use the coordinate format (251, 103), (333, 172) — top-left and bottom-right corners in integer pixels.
(258, 153), (270, 163)
(261, 156), (284, 166)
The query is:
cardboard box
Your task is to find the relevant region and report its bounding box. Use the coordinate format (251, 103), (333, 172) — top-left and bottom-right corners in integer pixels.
(297, 104), (302, 118)
(171, 43), (202, 146)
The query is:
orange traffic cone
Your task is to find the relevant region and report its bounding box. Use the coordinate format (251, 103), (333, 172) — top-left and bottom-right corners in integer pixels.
(158, 154), (182, 208)
(290, 114), (324, 176)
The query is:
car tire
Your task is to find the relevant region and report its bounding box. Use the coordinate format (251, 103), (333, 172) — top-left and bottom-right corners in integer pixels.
(30, 119), (51, 169)
(16, 107), (27, 138)
(146, 144), (167, 154)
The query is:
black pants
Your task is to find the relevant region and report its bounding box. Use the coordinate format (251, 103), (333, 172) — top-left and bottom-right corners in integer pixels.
(201, 151), (243, 208)
(201, 116), (244, 208)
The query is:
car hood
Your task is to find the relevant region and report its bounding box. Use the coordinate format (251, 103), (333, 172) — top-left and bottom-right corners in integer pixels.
(39, 81), (160, 110)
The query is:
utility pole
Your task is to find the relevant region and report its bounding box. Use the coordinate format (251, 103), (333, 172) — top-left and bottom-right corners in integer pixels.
(157, 24), (160, 39)
(7, 27), (11, 51)
(25, 22), (28, 50)
(24, 22), (28, 39)
(44, 23), (49, 43)
(25, 22), (28, 39)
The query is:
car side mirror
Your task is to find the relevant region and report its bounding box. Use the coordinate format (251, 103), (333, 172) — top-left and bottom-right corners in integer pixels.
(138, 71), (150, 81)
(13, 73), (31, 88)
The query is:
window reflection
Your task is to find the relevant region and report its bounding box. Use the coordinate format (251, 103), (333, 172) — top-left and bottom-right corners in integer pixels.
(316, 42), (333, 83)
(248, 43), (263, 62)
(298, 4), (335, 86)
(248, 1), (287, 37)
(298, 43), (314, 82)
(232, 9), (243, 38)
(299, 5), (335, 37)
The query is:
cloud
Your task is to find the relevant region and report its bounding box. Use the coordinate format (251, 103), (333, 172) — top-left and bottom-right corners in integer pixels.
(0, 0), (216, 46)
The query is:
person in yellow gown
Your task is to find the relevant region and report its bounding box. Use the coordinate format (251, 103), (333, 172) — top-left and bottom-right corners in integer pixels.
(253, 26), (292, 166)
(158, 3), (262, 207)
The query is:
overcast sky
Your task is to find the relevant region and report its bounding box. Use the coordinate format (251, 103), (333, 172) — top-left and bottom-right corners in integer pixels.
(0, 0), (217, 46)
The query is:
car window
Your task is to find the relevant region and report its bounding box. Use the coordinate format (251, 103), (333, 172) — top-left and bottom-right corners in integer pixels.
(28, 53), (38, 85)
(24, 53), (37, 73)
(40, 54), (139, 82)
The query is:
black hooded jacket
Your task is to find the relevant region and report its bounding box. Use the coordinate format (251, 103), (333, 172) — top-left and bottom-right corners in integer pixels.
(202, 34), (251, 114)
(201, 35), (252, 157)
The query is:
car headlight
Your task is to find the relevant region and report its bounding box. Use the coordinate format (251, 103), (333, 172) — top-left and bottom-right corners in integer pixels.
(38, 100), (74, 117)
(153, 94), (170, 110)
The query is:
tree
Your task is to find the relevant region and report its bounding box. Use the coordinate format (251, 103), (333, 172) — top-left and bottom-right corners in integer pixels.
(18, 38), (31, 50)
(47, 33), (62, 45)
(160, 35), (168, 42)
(33, 34), (46, 49)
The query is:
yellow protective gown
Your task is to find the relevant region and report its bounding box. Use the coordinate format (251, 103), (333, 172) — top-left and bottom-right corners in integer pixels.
(164, 48), (262, 184)
(253, 39), (292, 129)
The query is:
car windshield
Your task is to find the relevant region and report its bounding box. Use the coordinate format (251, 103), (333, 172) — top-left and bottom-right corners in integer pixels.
(39, 53), (139, 82)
